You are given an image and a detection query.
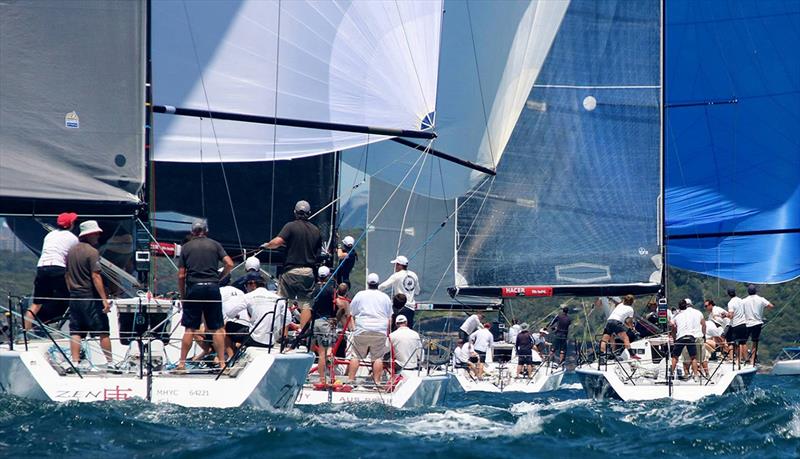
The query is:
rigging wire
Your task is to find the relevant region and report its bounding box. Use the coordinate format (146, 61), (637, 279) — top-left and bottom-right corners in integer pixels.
(267, 0), (282, 268)
(180, 0), (244, 255)
(464, 0), (497, 167)
(395, 146), (429, 256)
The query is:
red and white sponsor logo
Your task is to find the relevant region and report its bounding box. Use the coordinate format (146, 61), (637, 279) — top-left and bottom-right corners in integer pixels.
(150, 242), (179, 257)
(501, 286), (553, 297)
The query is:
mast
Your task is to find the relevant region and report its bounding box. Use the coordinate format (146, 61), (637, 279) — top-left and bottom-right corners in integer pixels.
(659, 0), (666, 301)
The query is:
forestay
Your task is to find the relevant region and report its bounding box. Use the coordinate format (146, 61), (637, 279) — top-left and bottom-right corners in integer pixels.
(0, 0), (145, 209)
(151, 0), (442, 163)
(665, 0), (800, 284)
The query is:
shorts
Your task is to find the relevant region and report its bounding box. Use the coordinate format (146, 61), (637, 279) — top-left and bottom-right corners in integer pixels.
(468, 356), (479, 364)
(458, 330), (470, 342)
(68, 292), (109, 338)
(518, 355), (533, 365)
(32, 266), (70, 322)
(731, 324), (748, 344)
(225, 321), (250, 346)
(603, 319), (626, 336)
(182, 283), (223, 330)
(671, 336), (697, 359)
(552, 336), (568, 355)
(278, 268), (315, 310)
(348, 331), (389, 360)
(475, 350), (487, 363)
(313, 318), (336, 347)
(746, 324), (763, 342)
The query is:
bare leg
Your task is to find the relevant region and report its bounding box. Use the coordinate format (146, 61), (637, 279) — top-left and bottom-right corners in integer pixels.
(70, 334), (82, 363)
(347, 357), (359, 382)
(178, 328), (196, 369)
(24, 304), (42, 331)
(749, 342), (758, 366)
(317, 346), (328, 383)
(298, 308), (312, 334)
(211, 328), (227, 367)
(372, 358), (384, 385)
(600, 334), (610, 354)
(98, 334), (112, 364)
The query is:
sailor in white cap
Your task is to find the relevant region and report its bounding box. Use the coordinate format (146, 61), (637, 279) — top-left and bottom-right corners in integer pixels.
(378, 254), (420, 314)
(65, 220), (113, 368)
(335, 235), (358, 288)
(389, 314), (423, 370)
(261, 200), (322, 335)
(347, 273), (393, 385)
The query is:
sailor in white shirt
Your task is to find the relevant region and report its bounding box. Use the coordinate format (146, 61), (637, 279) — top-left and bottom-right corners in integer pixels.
(507, 320), (521, 347)
(26, 212), (79, 330)
(470, 323), (494, 379)
(599, 294), (639, 361)
(459, 313), (483, 341)
(389, 315), (422, 370)
(670, 299), (706, 379)
(727, 288), (748, 365)
(742, 284), (774, 365)
(454, 339), (479, 377)
(226, 273), (286, 348)
(378, 255), (420, 309)
(347, 273), (393, 385)
(221, 285), (248, 359)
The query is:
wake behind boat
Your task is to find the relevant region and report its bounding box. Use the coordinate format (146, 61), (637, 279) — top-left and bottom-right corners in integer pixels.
(0, 296), (313, 409)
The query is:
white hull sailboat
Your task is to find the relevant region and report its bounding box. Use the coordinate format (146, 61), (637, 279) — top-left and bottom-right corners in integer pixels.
(771, 347), (800, 376)
(575, 335), (756, 402)
(0, 299), (314, 409)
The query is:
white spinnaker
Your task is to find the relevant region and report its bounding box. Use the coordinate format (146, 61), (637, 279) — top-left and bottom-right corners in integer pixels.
(152, 0), (442, 163)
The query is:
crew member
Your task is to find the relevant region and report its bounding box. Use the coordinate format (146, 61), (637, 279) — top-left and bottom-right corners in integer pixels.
(226, 272), (287, 348)
(66, 220), (112, 368)
(549, 307), (571, 365)
(389, 315), (422, 370)
(261, 200), (322, 335)
(231, 256), (263, 291)
(670, 299), (706, 380)
(311, 266), (336, 384)
(378, 255), (420, 312)
(335, 236), (357, 288)
(221, 284), (248, 360)
(727, 287), (747, 365)
(507, 319), (521, 346)
(346, 273), (393, 386)
(459, 313), (483, 341)
(26, 212), (79, 330)
(742, 284), (774, 365)
(515, 323), (534, 378)
(599, 294), (639, 361)
(470, 322), (494, 378)
(177, 219), (233, 372)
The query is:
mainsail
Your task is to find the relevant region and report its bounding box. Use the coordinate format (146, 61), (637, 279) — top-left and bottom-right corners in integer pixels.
(665, 0), (800, 284)
(0, 0), (145, 213)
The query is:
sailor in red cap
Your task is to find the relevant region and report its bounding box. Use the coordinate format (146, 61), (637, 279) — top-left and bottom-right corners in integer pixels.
(25, 212), (79, 330)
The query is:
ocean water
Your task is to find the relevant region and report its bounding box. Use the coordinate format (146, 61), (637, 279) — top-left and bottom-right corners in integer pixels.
(1, 375), (799, 459)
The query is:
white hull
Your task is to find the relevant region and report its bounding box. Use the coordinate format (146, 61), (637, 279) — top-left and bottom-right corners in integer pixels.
(576, 336), (757, 402)
(295, 371), (456, 408)
(454, 364), (565, 393)
(0, 341), (313, 409)
(0, 300), (313, 409)
(771, 360), (800, 376)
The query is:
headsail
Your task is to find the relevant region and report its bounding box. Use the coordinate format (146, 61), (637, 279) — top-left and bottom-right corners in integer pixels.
(453, 0), (662, 298)
(0, 0), (145, 213)
(151, 0), (442, 163)
(665, 0), (800, 284)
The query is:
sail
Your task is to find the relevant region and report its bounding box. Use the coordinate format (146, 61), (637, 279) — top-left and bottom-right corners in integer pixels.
(151, 0), (441, 163)
(0, 0), (145, 213)
(665, 0), (800, 284)
(360, 0), (569, 304)
(454, 0), (662, 297)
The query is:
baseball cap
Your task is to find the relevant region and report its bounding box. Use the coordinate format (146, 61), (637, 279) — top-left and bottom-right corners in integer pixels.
(684, 298), (693, 305)
(395, 315), (408, 324)
(56, 212), (78, 229)
(367, 273), (380, 285)
(244, 256), (260, 272)
(520, 322), (529, 330)
(483, 322), (492, 329)
(318, 266), (331, 278)
(342, 236), (355, 247)
(78, 220), (103, 237)
(244, 272), (264, 284)
(294, 200), (311, 214)
(191, 219), (208, 233)
(390, 255), (409, 266)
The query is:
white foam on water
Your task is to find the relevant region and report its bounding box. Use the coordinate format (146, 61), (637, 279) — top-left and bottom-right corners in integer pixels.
(560, 383), (583, 390)
(787, 406), (800, 438)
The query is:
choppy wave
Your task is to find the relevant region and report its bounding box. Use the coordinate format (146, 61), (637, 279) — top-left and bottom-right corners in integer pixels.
(1, 375), (799, 458)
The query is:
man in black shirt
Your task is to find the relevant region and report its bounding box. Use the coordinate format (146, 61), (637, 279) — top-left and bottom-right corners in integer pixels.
(515, 323), (535, 378)
(311, 266), (336, 384)
(336, 236), (357, 288)
(549, 307), (571, 365)
(262, 200), (322, 333)
(177, 220), (234, 372)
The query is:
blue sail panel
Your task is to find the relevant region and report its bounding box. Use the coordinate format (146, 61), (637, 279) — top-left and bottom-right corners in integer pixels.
(665, 0), (800, 283)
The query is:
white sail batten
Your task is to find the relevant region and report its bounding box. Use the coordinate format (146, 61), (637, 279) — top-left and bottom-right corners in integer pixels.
(152, 0), (442, 163)
(0, 1), (145, 206)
